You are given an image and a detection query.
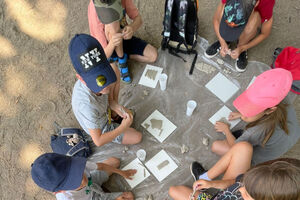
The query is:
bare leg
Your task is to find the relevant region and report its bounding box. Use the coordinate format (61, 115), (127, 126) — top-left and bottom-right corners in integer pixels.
(211, 140), (231, 156)
(101, 157), (120, 176)
(169, 186), (200, 200)
(122, 127), (142, 145)
(237, 11), (261, 47)
(110, 63), (120, 104)
(129, 44), (158, 63)
(207, 142), (253, 180)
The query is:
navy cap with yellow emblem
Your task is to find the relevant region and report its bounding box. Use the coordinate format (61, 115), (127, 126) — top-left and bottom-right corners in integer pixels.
(69, 34), (116, 93)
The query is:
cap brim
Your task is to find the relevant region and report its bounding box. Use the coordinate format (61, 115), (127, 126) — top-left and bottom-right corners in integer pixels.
(81, 61), (117, 93)
(233, 90), (268, 117)
(60, 156), (87, 191)
(219, 14), (245, 42)
(94, 0), (123, 24)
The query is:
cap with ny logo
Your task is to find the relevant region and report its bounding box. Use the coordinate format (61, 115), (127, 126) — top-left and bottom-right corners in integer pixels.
(69, 34), (117, 93)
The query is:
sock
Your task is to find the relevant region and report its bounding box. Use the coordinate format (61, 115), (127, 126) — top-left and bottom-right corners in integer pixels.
(199, 172), (211, 181)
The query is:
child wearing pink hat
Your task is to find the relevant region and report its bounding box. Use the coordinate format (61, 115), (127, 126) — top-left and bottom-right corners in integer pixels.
(212, 68), (300, 165)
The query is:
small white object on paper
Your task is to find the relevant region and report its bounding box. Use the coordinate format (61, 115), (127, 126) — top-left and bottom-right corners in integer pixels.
(122, 158), (150, 189)
(205, 72), (239, 103)
(141, 110), (177, 143)
(209, 105), (241, 129)
(138, 65), (163, 88)
(145, 150), (178, 182)
(247, 76), (256, 89)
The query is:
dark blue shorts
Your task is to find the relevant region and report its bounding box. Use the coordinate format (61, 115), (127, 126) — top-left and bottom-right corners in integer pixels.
(111, 36), (148, 58)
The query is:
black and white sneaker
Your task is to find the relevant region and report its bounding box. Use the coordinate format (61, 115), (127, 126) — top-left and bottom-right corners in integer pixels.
(205, 41), (221, 58)
(190, 161), (206, 181)
(235, 51), (248, 72)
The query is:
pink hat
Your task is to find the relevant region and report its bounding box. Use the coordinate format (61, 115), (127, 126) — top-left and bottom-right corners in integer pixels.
(233, 69), (293, 117)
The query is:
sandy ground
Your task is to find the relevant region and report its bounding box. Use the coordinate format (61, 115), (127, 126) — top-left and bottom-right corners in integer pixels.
(0, 0), (299, 199)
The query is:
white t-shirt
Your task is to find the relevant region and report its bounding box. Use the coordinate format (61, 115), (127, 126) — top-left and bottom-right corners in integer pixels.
(55, 161), (98, 200)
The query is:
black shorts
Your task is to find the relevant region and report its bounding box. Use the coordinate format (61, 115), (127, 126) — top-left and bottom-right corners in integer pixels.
(111, 36), (148, 59)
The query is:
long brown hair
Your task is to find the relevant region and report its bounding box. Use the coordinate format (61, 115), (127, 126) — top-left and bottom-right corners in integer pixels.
(242, 159), (300, 200)
(245, 102), (289, 146)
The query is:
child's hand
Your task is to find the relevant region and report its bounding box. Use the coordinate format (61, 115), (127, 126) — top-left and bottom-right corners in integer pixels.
(215, 121), (230, 134)
(228, 112), (241, 121)
(121, 112), (133, 128)
(110, 33), (123, 47)
(122, 26), (133, 40)
(120, 169), (137, 180)
(231, 47), (242, 59)
(220, 42), (229, 57)
(193, 179), (211, 191)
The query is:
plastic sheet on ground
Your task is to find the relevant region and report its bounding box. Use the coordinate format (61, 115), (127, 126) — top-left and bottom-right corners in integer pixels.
(88, 37), (296, 199)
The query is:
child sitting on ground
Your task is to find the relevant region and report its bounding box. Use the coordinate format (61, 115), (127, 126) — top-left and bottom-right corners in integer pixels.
(31, 153), (136, 200)
(211, 68), (300, 165)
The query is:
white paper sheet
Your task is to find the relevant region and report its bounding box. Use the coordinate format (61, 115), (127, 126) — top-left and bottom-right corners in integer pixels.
(121, 158), (150, 189)
(209, 105), (241, 129)
(205, 72), (240, 103)
(141, 110), (177, 143)
(145, 150), (178, 182)
(138, 65), (163, 88)
(247, 76), (256, 89)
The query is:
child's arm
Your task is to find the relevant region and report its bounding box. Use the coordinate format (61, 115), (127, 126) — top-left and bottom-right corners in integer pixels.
(88, 113), (133, 146)
(105, 21), (124, 58)
(122, 14), (142, 40)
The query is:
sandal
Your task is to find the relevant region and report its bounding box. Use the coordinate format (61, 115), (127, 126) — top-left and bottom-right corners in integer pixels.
(118, 54), (132, 84)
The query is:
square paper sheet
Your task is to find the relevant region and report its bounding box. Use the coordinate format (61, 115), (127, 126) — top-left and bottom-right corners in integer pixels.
(122, 158), (150, 189)
(145, 150), (178, 182)
(205, 72), (239, 103)
(209, 105), (241, 129)
(141, 110), (177, 143)
(138, 64), (163, 88)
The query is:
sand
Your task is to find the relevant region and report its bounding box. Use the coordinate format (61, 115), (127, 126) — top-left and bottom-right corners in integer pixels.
(0, 0), (299, 199)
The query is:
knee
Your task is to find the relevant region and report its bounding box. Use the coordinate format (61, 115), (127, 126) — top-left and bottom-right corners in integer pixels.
(211, 141), (222, 155)
(146, 46), (158, 63)
(233, 142), (253, 154)
(134, 131), (143, 144)
(168, 186), (178, 198)
(110, 157), (121, 168)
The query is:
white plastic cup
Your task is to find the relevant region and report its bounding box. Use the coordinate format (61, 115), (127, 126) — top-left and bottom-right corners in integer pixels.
(186, 100), (197, 116)
(159, 73), (168, 91)
(136, 149), (146, 162)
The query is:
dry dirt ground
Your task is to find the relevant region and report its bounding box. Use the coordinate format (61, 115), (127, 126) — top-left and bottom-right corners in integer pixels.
(0, 0), (299, 199)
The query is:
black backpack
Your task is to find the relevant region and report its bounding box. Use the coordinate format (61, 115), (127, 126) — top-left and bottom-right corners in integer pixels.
(161, 0), (199, 74)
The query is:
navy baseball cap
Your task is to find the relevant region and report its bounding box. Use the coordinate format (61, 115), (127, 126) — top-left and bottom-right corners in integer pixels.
(219, 0), (255, 42)
(69, 34), (117, 93)
(31, 153), (87, 192)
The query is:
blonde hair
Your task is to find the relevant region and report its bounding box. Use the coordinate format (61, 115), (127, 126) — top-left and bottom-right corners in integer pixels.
(245, 102), (289, 146)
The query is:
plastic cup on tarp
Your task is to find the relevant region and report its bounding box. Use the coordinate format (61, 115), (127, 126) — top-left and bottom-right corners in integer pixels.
(186, 100), (197, 116)
(136, 149), (146, 162)
(159, 73), (168, 91)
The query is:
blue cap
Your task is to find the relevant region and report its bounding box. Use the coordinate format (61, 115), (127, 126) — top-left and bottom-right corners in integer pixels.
(31, 153), (87, 192)
(69, 34), (117, 93)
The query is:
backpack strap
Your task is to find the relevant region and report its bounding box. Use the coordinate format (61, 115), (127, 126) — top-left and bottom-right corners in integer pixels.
(60, 128), (83, 136)
(178, 0), (188, 40)
(162, 0), (174, 38)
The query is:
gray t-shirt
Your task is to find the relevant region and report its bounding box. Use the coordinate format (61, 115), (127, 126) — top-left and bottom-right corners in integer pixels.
(236, 105), (300, 165)
(72, 80), (109, 135)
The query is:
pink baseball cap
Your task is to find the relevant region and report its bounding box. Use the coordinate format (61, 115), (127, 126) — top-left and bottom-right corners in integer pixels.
(233, 69), (293, 117)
